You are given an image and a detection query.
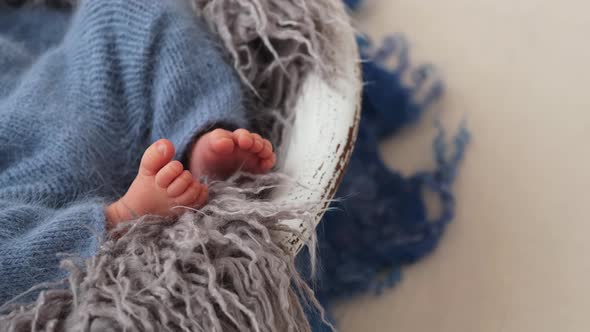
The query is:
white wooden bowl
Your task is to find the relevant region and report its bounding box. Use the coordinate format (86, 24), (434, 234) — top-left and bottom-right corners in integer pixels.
(271, 16), (362, 255)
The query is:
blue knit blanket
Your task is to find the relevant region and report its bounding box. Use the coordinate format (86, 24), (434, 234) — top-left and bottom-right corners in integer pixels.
(0, 0), (245, 304)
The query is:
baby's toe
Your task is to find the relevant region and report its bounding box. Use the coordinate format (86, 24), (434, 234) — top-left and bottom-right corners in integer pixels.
(259, 154), (276, 171)
(166, 170), (193, 197)
(174, 181), (205, 207)
(155, 160), (184, 188)
(250, 134), (264, 153)
(195, 184), (209, 207)
(233, 129), (255, 150)
(208, 128), (235, 155)
(139, 139), (175, 177)
(257, 140), (274, 159)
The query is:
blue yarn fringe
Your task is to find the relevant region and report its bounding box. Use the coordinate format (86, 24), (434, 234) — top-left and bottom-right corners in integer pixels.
(343, 0), (362, 10)
(302, 32), (470, 331)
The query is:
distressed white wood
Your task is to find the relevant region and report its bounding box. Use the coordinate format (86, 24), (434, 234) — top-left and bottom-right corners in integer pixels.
(271, 13), (362, 255)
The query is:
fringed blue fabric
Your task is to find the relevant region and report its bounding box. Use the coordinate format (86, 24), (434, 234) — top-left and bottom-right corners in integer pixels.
(302, 25), (470, 331)
(343, 0), (362, 10)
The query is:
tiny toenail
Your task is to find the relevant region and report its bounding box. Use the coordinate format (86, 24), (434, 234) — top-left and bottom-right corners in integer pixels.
(157, 142), (166, 154)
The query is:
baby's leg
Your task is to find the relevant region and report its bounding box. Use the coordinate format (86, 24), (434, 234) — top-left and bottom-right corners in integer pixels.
(106, 139), (207, 228)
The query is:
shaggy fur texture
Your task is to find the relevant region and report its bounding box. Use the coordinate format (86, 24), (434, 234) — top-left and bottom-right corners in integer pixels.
(0, 174), (328, 332)
(189, 0), (351, 155)
(191, 0), (343, 108)
(2, 0), (351, 151)
(0, 0), (350, 331)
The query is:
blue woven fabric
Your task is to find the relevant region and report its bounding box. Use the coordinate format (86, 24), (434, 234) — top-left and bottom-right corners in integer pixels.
(343, 0), (362, 10)
(304, 33), (469, 330)
(0, 0), (245, 304)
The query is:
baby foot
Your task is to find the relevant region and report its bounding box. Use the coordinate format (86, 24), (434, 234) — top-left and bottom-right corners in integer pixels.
(189, 128), (276, 180)
(106, 139), (208, 227)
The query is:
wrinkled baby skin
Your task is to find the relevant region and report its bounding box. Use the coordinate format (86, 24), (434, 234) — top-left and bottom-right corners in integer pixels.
(105, 129), (276, 228)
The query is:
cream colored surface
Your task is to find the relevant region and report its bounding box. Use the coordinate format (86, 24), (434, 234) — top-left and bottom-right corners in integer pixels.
(332, 0), (590, 331)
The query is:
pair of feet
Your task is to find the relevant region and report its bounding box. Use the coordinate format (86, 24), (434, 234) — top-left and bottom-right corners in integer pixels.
(105, 128), (275, 228)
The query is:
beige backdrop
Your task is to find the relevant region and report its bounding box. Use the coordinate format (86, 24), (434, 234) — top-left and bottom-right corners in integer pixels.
(332, 0), (590, 331)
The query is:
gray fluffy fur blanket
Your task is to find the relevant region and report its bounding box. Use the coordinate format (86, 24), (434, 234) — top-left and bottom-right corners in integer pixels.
(0, 0), (352, 331)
